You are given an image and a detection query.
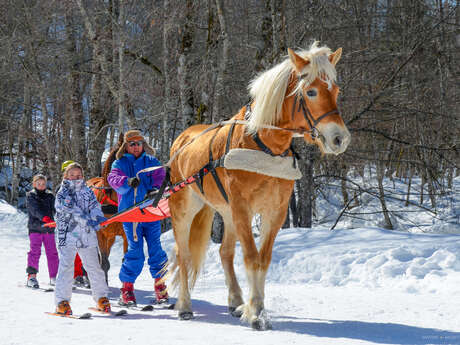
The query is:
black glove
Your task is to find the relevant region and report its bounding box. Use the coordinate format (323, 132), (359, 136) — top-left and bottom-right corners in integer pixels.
(147, 189), (159, 199)
(127, 177), (140, 188)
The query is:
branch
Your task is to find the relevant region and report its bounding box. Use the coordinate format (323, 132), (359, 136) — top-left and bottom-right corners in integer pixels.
(124, 49), (162, 76)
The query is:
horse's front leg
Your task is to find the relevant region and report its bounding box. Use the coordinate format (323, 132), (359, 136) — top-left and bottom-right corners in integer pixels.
(219, 214), (244, 316)
(230, 206), (268, 329)
(234, 204), (288, 330)
(250, 206), (290, 330)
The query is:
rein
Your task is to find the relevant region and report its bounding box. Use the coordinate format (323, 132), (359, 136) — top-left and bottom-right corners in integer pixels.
(139, 77), (340, 206)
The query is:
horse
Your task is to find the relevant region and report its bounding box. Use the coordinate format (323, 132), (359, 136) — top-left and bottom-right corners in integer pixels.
(167, 42), (351, 329)
(87, 177), (127, 282)
(86, 133), (128, 283)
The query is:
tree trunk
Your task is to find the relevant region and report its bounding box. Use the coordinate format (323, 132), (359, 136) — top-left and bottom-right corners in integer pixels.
(87, 56), (107, 177)
(296, 142), (313, 228)
(178, 0), (196, 131)
(213, 0), (230, 121)
(161, 0), (177, 160)
(66, 13), (87, 169)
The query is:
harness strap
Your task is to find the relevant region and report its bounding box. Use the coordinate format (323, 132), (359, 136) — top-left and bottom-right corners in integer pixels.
(197, 167), (205, 194)
(290, 143), (300, 168)
(207, 127), (229, 203)
(100, 189), (118, 207)
(152, 167), (171, 207)
(252, 132), (291, 157)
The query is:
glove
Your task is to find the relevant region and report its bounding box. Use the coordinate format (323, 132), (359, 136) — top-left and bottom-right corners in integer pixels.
(87, 219), (101, 229)
(127, 177), (140, 188)
(87, 216), (107, 229)
(95, 215), (107, 224)
(147, 189), (159, 199)
(42, 216), (53, 223)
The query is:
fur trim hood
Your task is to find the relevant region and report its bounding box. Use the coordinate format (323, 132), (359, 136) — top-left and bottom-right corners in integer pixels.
(116, 130), (156, 159)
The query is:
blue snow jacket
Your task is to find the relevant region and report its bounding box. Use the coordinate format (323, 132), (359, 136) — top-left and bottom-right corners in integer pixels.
(107, 152), (165, 212)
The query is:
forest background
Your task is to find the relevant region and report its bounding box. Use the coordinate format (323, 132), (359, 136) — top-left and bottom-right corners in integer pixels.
(0, 0), (458, 230)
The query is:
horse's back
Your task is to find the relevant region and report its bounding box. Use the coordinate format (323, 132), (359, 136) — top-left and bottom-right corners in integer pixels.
(87, 177), (103, 186)
(171, 124), (214, 155)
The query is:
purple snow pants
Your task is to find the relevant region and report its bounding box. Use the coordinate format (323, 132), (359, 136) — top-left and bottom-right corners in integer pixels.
(27, 233), (59, 278)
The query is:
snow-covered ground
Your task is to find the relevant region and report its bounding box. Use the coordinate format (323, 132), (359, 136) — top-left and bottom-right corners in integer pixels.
(1, 175), (460, 345)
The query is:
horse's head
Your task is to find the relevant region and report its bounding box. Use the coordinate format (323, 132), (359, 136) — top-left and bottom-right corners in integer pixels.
(248, 41), (351, 155)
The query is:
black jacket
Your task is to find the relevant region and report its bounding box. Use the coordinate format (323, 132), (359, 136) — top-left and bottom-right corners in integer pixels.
(26, 188), (55, 234)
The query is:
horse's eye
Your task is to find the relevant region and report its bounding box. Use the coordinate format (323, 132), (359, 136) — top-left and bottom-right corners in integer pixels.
(306, 90), (317, 97)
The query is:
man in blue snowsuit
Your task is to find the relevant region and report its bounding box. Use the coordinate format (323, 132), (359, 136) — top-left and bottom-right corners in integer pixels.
(108, 130), (168, 306)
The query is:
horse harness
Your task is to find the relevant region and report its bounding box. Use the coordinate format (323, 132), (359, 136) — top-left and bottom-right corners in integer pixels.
(151, 85), (340, 206)
(89, 185), (119, 214)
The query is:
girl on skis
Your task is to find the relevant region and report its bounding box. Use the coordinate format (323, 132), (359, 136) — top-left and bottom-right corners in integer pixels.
(53, 162), (109, 315)
(26, 174), (59, 288)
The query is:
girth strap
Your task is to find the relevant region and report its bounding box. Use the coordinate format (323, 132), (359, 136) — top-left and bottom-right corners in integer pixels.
(205, 126), (230, 203)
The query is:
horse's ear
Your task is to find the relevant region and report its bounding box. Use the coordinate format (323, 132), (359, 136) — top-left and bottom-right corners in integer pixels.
(329, 48), (342, 66)
(288, 48), (310, 74)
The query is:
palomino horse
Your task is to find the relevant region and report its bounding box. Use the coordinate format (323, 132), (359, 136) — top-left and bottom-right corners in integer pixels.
(168, 42), (351, 329)
(87, 177), (128, 282)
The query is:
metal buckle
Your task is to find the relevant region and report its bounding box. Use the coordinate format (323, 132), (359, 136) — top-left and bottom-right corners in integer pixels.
(311, 127), (319, 139)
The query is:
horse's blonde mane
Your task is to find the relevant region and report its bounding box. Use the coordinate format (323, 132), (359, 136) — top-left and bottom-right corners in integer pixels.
(247, 41), (337, 134)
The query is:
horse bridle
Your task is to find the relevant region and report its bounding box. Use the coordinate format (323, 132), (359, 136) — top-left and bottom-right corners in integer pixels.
(290, 78), (341, 140)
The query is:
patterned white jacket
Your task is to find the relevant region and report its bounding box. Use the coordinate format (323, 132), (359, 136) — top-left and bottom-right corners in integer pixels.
(55, 179), (105, 248)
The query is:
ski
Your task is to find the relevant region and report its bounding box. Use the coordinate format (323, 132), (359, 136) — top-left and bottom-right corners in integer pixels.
(113, 304), (154, 312)
(34, 287), (54, 292)
(20, 284), (54, 292)
(45, 312), (92, 319)
(88, 307), (128, 316)
(152, 301), (175, 310)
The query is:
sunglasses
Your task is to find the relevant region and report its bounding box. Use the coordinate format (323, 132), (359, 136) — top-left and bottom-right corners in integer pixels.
(128, 141), (143, 147)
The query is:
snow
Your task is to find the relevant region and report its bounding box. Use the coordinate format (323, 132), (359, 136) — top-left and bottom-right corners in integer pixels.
(1, 176), (460, 345)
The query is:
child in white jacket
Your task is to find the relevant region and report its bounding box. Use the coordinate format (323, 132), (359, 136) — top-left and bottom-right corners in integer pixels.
(54, 162), (110, 315)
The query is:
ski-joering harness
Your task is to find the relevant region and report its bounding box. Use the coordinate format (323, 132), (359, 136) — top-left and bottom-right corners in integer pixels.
(145, 83), (340, 207)
(88, 185), (119, 215)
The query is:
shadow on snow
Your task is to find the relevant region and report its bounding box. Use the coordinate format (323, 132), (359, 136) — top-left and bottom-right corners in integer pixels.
(95, 286), (460, 343)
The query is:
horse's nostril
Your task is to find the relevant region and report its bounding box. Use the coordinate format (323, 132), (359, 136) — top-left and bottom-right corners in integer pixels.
(333, 135), (342, 147)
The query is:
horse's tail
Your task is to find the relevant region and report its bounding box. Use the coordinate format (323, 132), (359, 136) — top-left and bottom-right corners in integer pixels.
(102, 132), (124, 186)
(169, 205), (215, 291)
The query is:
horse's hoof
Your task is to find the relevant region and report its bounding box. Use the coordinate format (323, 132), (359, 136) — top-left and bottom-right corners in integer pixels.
(178, 311), (194, 320)
(251, 319), (272, 331)
(251, 309), (272, 330)
(229, 307), (243, 318)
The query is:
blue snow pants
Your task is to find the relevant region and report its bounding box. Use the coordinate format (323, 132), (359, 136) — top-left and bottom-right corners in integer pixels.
(119, 220), (168, 283)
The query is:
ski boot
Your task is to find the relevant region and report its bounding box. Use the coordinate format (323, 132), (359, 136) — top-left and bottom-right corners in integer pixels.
(73, 275), (84, 287)
(82, 274), (91, 289)
(119, 282), (136, 306)
(49, 277), (56, 286)
(154, 278), (169, 304)
(27, 274), (39, 289)
(97, 297), (111, 313)
(56, 300), (72, 315)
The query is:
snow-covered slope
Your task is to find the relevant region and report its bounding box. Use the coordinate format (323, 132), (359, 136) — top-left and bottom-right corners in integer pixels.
(2, 196), (460, 344)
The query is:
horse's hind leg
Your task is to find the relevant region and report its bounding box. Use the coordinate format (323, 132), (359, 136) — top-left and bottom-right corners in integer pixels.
(219, 214), (244, 316)
(170, 192), (204, 320)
